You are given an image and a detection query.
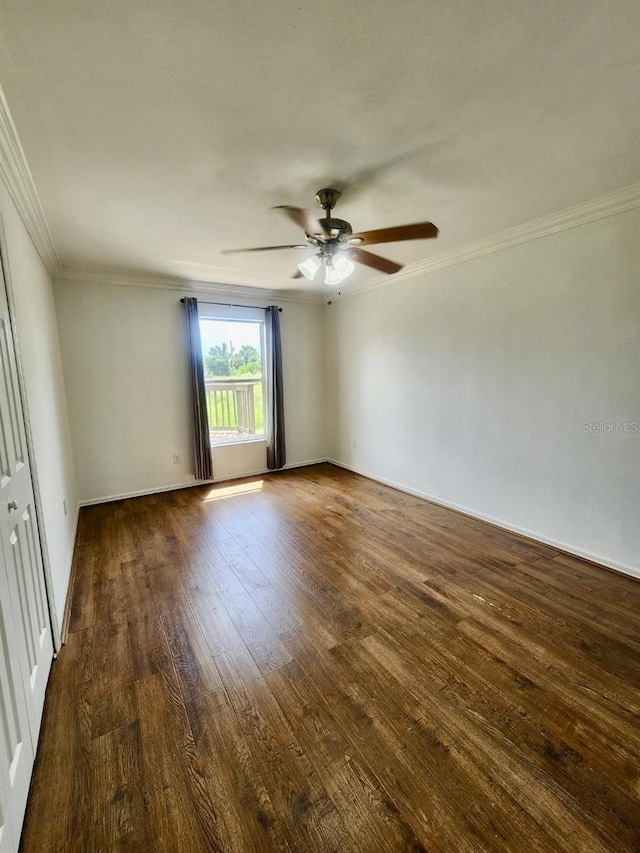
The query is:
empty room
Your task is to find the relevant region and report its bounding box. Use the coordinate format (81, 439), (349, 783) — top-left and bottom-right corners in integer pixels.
(0, 1), (639, 851)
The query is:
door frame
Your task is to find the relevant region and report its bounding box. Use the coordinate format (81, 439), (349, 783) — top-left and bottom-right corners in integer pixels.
(0, 215), (60, 650)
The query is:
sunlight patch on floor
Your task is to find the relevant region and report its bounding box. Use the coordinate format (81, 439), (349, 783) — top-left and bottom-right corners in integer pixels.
(202, 480), (264, 502)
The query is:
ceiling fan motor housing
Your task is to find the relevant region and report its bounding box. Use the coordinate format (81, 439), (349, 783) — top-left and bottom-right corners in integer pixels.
(318, 218), (353, 239)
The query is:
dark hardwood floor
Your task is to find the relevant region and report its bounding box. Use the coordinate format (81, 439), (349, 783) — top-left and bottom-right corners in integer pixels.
(20, 463), (640, 852)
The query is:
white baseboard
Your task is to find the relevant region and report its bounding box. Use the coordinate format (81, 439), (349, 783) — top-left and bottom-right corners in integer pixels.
(78, 458), (330, 507)
(67, 501), (80, 574)
(58, 500), (80, 647)
(283, 457), (328, 471)
(79, 479), (202, 506)
(205, 457), (330, 485)
(327, 459), (640, 582)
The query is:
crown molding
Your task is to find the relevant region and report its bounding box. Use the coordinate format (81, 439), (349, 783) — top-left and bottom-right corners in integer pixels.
(0, 85), (61, 276)
(340, 181), (640, 300)
(55, 265), (326, 305)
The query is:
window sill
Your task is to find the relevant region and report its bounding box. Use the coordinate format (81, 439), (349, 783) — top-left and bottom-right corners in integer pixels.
(210, 434), (266, 449)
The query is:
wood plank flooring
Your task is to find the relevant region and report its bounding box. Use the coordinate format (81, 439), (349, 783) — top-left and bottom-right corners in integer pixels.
(20, 463), (640, 852)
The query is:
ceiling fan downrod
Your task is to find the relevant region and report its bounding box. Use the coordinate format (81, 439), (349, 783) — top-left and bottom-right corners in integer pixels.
(313, 188), (353, 242)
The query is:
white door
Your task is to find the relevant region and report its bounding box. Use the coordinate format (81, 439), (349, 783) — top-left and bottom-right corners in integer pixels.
(0, 251), (53, 850)
(0, 546), (34, 853)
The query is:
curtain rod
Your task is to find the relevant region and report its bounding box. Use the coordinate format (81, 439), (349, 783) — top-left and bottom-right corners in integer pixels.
(180, 298), (282, 312)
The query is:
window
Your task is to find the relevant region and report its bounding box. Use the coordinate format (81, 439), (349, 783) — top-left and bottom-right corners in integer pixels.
(198, 308), (266, 446)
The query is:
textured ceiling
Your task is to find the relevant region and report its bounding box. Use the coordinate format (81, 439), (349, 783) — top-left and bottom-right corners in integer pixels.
(0, 0), (638, 293)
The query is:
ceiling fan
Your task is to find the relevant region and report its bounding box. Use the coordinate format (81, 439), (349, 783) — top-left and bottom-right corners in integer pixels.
(221, 188), (438, 285)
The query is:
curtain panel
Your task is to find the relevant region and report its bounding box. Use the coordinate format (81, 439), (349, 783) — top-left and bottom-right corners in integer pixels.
(266, 305), (286, 470)
(184, 297), (213, 481)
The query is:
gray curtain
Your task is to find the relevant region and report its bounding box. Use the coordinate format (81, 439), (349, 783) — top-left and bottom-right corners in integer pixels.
(184, 297), (213, 481)
(266, 305), (286, 470)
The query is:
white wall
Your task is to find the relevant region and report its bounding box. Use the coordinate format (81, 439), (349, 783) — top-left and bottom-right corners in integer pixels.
(54, 279), (326, 503)
(326, 208), (640, 575)
(51, 207), (639, 576)
(0, 185), (78, 626)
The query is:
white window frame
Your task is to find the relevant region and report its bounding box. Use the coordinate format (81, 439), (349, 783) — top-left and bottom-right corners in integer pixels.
(198, 306), (267, 447)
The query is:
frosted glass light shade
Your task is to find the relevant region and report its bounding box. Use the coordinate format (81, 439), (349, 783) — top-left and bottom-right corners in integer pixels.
(298, 254), (322, 280)
(324, 265), (342, 285)
(333, 254), (355, 278)
(325, 253), (355, 285)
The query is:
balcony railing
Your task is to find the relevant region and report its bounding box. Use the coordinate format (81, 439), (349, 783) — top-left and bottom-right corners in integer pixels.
(204, 378), (262, 438)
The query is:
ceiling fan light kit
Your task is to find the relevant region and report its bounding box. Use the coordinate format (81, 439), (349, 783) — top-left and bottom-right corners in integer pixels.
(298, 254), (353, 285)
(221, 188), (439, 286)
(322, 254), (355, 286)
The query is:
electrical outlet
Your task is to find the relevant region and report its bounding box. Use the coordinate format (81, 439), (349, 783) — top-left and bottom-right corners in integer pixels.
(173, 453), (181, 465)
(352, 440), (358, 450)
(63, 499), (67, 516)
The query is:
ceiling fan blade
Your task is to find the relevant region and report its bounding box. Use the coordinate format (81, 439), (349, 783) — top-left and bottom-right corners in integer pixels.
(221, 244), (309, 255)
(351, 248), (403, 274)
(350, 222), (438, 245)
(273, 205), (327, 237)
